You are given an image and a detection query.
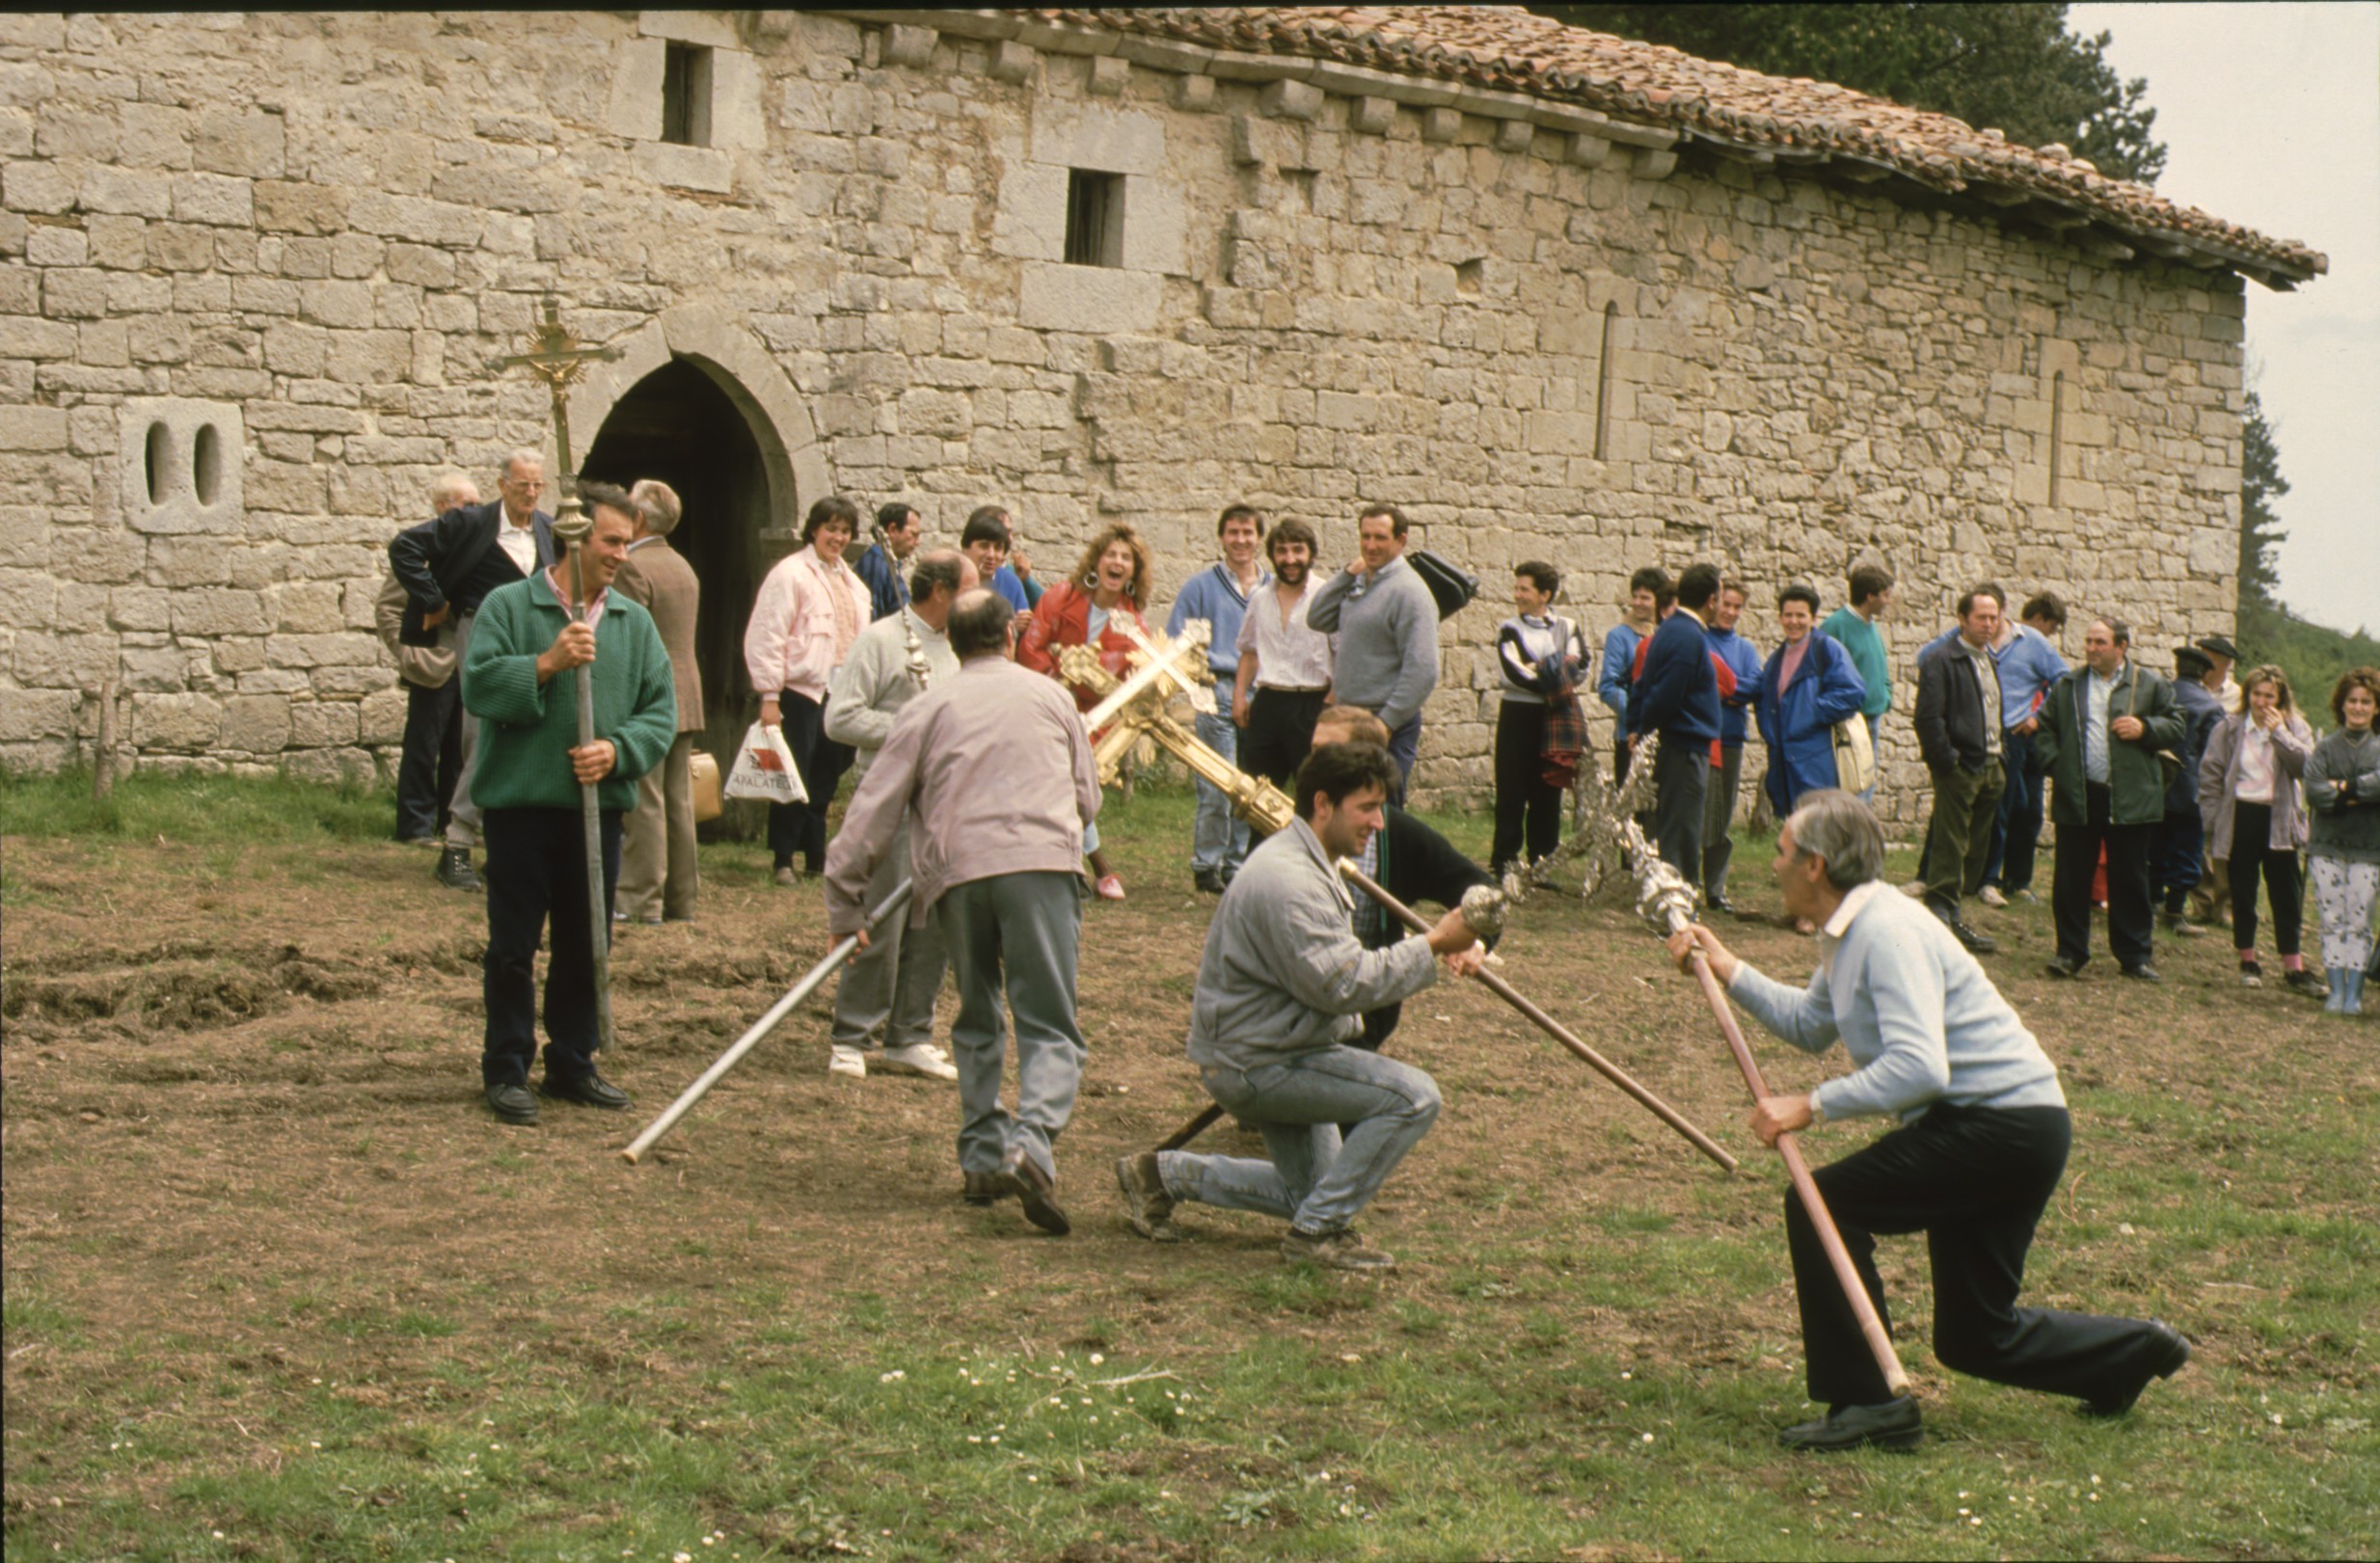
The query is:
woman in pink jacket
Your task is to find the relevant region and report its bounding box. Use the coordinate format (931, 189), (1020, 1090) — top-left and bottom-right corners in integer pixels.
(744, 496), (872, 884)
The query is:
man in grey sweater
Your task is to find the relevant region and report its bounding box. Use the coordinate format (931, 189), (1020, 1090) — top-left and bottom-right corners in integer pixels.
(1114, 742), (1487, 1271)
(819, 549), (976, 1083)
(1306, 505), (1440, 804)
(1668, 790), (2191, 1452)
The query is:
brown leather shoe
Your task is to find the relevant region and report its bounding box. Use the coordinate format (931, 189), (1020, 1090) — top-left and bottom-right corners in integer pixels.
(999, 1146), (1069, 1235)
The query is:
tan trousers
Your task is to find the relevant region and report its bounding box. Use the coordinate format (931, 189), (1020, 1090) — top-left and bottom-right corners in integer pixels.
(617, 733), (698, 921)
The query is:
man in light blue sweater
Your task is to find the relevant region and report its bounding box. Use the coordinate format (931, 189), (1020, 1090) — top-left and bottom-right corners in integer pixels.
(1668, 790), (2191, 1452)
(1306, 504), (1440, 804)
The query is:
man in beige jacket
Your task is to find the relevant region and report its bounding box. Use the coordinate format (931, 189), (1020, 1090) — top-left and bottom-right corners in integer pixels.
(611, 479), (704, 924)
(377, 472), (477, 845)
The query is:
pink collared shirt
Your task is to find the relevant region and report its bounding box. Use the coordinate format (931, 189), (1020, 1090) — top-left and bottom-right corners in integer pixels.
(544, 566), (609, 632)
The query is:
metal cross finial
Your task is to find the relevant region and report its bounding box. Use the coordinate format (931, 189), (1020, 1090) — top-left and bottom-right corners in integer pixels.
(492, 295), (626, 499)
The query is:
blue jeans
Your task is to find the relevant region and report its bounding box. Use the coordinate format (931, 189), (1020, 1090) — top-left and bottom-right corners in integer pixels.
(1384, 714), (1422, 806)
(1191, 707), (1251, 874)
(1157, 1044), (1441, 1235)
(934, 872), (1086, 1181)
(1986, 731), (2046, 894)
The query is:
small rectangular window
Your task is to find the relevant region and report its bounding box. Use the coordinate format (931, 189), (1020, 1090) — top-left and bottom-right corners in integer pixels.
(1064, 169), (1124, 267)
(661, 41), (714, 148)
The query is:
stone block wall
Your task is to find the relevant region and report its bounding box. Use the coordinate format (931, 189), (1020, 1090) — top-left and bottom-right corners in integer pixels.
(0, 10), (2247, 824)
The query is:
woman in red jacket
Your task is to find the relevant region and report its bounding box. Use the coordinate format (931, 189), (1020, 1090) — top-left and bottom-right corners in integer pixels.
(1017, 523), (1152, 899)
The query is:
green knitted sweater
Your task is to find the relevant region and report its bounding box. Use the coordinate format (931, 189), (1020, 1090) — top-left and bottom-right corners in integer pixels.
(461, 570), (678, 813)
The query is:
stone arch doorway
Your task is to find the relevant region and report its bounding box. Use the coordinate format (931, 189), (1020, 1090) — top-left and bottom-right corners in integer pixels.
(560, 304), (829, 798)
(581, 357), (770, 769)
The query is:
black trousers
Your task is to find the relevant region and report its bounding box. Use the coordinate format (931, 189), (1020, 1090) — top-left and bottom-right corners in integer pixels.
(481, 804), (624, 1088)
(2052, 782), (2154, 969)
(2151, 805), (2204, 911)
(394, 678), (462, 842)
(767, 687), (852, 873)
(1240, 687), (1328, 788)
(1792, 1104), (2176, 1409)
(2226, 801), (2305, 957)
(1650, 735), (1709, 882)
(1491, 699), (1563, 874)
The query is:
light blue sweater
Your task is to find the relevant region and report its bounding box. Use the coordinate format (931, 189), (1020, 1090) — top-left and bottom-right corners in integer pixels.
(1726, 882), (2066, 1125)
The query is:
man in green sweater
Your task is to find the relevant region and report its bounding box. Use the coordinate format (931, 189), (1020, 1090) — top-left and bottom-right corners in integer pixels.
(463, 483), (678, 1125)
(1819, 564), (1896, 802)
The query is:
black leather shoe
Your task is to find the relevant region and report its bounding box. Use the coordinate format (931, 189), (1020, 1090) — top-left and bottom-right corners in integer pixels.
(2120, 962), (2163, 983)
(1778, 1396), (1923, 1452)
(1193, 868), (1225, 895)
(2283, 967), (2330, 1000)
(2044, 954), (2087, 979)
(484, 1082), (538, 1125)
(999, 1145), (1069, 1235)
(1947, 919), (1997, 955)
(436, 847), (481, 892)
(539, 1070), (631, 1111)
(1706, 892), (1736, 916)
(2083, 1320), (2191, 1417)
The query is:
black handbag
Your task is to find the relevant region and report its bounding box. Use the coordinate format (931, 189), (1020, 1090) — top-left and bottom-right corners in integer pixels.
(1407, 549), (1478, 621)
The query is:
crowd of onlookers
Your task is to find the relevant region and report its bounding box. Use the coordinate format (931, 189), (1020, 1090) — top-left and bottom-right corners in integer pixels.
(1581, 557), (2379, 1017)
(382, 460), (2380, 1103)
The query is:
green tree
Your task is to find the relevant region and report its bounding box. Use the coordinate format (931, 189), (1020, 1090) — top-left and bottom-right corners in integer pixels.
(2236, 390), (2287, 617)
(1532, 3), (2166, 183)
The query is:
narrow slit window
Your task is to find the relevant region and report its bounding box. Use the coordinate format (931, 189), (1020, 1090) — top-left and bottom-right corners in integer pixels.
(1065, 170), (1124, 267)
(2048, 369), (2066, 507)
(661, 41), (714, 148)
(1594, 303), (1619, 461)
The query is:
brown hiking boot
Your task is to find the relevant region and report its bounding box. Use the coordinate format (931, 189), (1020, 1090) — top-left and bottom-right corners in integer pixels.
(1281, 1226), (1396, 1272)
(1114, 1152), (1183, 1242)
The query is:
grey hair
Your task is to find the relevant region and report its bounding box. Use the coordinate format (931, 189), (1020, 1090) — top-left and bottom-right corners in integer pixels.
(631, 478), (683, 537)
(428, 472), (478, 512)
(1783, 789), (1884, 892)
(501, 447), (546, 479)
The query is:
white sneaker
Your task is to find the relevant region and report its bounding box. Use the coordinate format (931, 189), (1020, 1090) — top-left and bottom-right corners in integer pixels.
(1979, 885), (2009, 908)
(827, 1045), (868, 1079)
(876, 1041), (959, 1082)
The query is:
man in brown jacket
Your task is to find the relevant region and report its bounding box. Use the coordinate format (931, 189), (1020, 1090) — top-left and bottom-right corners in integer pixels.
(611, 479), (704, 923)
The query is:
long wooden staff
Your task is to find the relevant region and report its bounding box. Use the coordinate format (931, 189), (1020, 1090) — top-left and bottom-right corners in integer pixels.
(551, 503), (615, 1055)
(1619, 788), (1910, 1397)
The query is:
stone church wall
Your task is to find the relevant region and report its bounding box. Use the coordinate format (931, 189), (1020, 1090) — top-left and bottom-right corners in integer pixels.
(0, 10), (2248, 825)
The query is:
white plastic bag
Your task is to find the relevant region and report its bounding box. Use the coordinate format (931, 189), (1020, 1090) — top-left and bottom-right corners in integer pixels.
(722, 721), (808, 805)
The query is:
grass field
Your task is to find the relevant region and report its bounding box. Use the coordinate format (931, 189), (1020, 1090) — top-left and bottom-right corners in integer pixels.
(3, 768), (2374, 1560)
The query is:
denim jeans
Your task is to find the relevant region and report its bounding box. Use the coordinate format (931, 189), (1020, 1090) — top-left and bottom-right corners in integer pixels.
(1985, 731), (2046, 893)
(1157, 1044), (1441, 1235)
(1191, 707), (1251, 874)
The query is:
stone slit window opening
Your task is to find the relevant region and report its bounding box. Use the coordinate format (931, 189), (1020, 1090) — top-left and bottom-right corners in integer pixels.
(2048, 369), (2066, 508)
(1455, 257), (1484, 297)
(1065, 169), (1125, 268)
(1594, 302), (1619, 462)
(144, 420), (172, 506)
(661, 40), (714, 148)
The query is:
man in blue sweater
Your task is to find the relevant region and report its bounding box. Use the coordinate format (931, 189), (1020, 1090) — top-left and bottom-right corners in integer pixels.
(1629, 562), (1722, 881)
(1306, 504), (1441, 805)
(1669, 790), (2191, 1451)
(1167, 503), (1266, 892)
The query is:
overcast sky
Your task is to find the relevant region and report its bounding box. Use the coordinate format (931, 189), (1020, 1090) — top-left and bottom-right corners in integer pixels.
(2068, 2), (2376, 634)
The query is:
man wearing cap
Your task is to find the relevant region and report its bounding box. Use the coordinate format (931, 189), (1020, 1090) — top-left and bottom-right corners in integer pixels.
(2188, 634), (2244, 928)
(2155, 646), (2226, 936)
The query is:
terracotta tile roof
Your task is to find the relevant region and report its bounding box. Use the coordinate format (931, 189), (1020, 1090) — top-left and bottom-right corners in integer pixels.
(1033, 6), (2326, 283)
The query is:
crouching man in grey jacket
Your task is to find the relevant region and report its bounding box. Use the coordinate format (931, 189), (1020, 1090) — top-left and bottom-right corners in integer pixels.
(1115, 742), (1487, 1271)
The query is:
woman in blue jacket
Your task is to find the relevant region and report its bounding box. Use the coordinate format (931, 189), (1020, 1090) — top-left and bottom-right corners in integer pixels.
(1757, 583), (1870, 819)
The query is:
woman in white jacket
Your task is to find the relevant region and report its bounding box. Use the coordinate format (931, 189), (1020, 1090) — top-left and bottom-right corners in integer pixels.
(744, 496), (872, 884)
